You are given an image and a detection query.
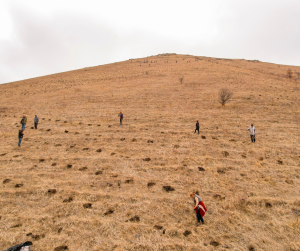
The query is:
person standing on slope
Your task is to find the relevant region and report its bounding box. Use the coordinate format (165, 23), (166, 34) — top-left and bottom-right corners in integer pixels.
(118, 112), (123, 126)
(190, 191), (207, 225)
(194, 120), (200, 134)
(247, 124), (256, 143)
(20, 115), (27, 130)
(18, 130), (24, 147)
(34, 115), (39, 129)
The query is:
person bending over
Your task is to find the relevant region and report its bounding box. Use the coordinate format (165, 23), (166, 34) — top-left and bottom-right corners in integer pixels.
(190, 191), (207, 225)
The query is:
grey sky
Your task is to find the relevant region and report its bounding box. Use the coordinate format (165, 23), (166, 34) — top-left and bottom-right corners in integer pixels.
(0, 0), (299, 84)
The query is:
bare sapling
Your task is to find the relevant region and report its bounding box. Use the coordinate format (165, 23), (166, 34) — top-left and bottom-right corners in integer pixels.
(179, 76), (184, 84)
(287, 69), (293, 79)
(218, 88), (233, 106)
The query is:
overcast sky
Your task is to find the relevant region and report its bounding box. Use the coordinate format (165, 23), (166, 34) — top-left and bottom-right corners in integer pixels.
(0, 0), (299, 84)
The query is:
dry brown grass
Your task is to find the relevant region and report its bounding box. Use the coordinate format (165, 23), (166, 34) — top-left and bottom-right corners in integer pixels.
(0, 54), (300, 250)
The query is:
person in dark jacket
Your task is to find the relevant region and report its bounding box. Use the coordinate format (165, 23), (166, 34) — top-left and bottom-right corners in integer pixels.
(118, 112), (123, 126)
(20, 115), (27, 130)
(34, 115), (39, 129)
(194, 120), (200, 134)
(18, 130), (24, 147)
(4, 241), (32, 251)
(190, 191), (207, 225)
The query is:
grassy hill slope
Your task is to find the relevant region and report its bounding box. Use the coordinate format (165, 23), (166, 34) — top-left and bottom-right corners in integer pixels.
(0, 54), (300, 250)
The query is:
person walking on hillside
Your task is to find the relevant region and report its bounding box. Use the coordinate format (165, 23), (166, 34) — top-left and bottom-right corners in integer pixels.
(18, 130), (24, 147)
(190, 191), (207, 225)
(247, 124), (256, 143)
(20, 115), (27, 130)
(194, 120), (200, 134)
(34, 115), (39, 129)
(118, 112), (123, 126)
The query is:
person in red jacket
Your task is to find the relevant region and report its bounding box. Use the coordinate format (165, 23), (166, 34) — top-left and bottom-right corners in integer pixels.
(190, 192), (207, 225)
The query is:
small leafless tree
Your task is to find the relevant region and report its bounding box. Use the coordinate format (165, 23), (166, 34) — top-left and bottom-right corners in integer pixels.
(218, 88), (233, 106)
(287, 69), (293, 79)
(179, 76), (184, 84)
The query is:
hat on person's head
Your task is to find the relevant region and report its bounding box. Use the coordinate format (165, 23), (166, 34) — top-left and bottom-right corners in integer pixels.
(251, 124), (253, 126)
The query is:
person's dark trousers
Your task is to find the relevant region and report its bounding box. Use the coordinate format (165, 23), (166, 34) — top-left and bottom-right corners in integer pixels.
(194, 128), (199, 134)
(22, 123), (26, 130)
(196, 209), (204, 223)
(18, 138), (22, 147)
(120, 118), (123, 125)
(34, 123), (38, 129)
(251, 135), (255, 143)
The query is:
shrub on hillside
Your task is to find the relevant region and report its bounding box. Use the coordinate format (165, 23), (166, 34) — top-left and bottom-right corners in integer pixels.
(179, 76), (184, 84)
(218, 88), (233, 106)
(287, 69), (293, 79)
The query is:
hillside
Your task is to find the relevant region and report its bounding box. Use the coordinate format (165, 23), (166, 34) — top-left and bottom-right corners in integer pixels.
(0, 54), (300, 251)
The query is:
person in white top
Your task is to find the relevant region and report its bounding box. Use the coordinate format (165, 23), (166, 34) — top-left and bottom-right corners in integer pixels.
(247, 124), (256, 143)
